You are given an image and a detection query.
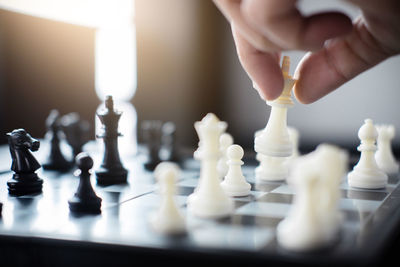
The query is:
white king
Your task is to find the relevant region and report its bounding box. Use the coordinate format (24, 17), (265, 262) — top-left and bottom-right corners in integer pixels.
(255, 56), (296, 157)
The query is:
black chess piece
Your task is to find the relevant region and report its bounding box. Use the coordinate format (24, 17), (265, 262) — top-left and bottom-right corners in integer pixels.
(60, 112), (91, 161)
(7, 129), (43, 196)
(42, 110), (72, 171)
(141, 120), (163, 170)
(68, 153), (102, 214)
(162, 121), (181, 164)
(95, 96), (128, 185)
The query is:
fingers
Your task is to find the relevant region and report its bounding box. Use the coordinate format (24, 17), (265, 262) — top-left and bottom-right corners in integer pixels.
(232, 26), (283, 100)
(241, 0), (353, 50)
(213, 0), (280, 51)
(214, 0), (353, 52)
(294, 18), (392, 104)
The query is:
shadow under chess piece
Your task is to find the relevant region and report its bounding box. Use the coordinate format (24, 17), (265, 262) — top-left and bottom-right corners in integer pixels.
(142, 120), (163, 171)
(7, 129), (43, 196)
(95, 96), (128, 185)
(69, 153), (102, 214)
(60, 112), (91, 161)
(42, 110), (72, 171)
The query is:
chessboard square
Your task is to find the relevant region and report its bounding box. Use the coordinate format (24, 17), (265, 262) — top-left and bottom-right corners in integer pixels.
(342, 189), (388, 201)
(339, 198), (381, 212)
(176, 186), (195, 196)
(233, 200), (251, 209)
(340, 180), (395, 193)
(388, 175), (399, 185)
(256, 193), (293, 204)
(341, 209), (367, 223)
(177, 178), (198, 188)
(252, 181), (283, 192)
(130, 192), (187, 208)
(235, 201), (290, 218)
(217, 214), (283, 228)
(232, 190), (265, 203)
(270, 184), (293, 194)
(189, 223), (274, 251)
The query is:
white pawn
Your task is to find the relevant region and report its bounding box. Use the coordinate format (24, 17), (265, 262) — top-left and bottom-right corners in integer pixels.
(217, 133), (234, 179)
(151, 163), (186, 235)
(348, 119), (388, 189)
(221, 144), (251, 197)
(375, 124), (399, 175)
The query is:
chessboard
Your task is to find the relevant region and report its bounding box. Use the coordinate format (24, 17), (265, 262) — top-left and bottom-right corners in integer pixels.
(0, 140), (399, 267)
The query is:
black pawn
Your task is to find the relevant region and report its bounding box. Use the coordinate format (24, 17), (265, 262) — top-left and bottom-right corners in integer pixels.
(142, 120), (163, 170)
(68, 153), (102, 214)
(7, 129), (43, 196)
(42, 110), (71, 171)
(95, 96), (128, 185)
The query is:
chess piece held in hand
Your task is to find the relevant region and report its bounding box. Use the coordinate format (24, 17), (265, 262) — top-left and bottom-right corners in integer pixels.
(254, 56), (296, 158)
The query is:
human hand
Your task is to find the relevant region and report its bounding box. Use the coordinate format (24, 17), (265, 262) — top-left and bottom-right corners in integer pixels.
(213, 0), (400, 103)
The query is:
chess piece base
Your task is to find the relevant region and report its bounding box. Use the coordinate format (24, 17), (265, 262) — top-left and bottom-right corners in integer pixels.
(95, 166), (128, 185)
(277, 217), (340, 251)
(68, 196), (102, 214)
(7, 173), (43, 196)
(187, 192), (234, 219)
(220, 181), (251, 197)
(348, 168), (388, 189)
(255, 164), (288, 182)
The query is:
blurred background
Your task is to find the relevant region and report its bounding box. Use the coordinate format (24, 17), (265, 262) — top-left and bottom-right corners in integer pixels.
(0, 0), (399, 155)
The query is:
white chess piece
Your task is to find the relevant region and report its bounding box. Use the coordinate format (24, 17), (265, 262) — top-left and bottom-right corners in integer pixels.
(254, 56), (296, 157)
(221, 144), (251, 197)
(151, 164), (186, 235)
(255, 154), (288, 181)
(375, 124), (399, 174)
(217, 133), (234, 179)
(187, 113), (234, 218)
(287, 126), (300, 161)
(254, 130), (288, 181)
(348, 119), (388, 189)
(277, 144), (347, 251)
(154, 161), (181, 182)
